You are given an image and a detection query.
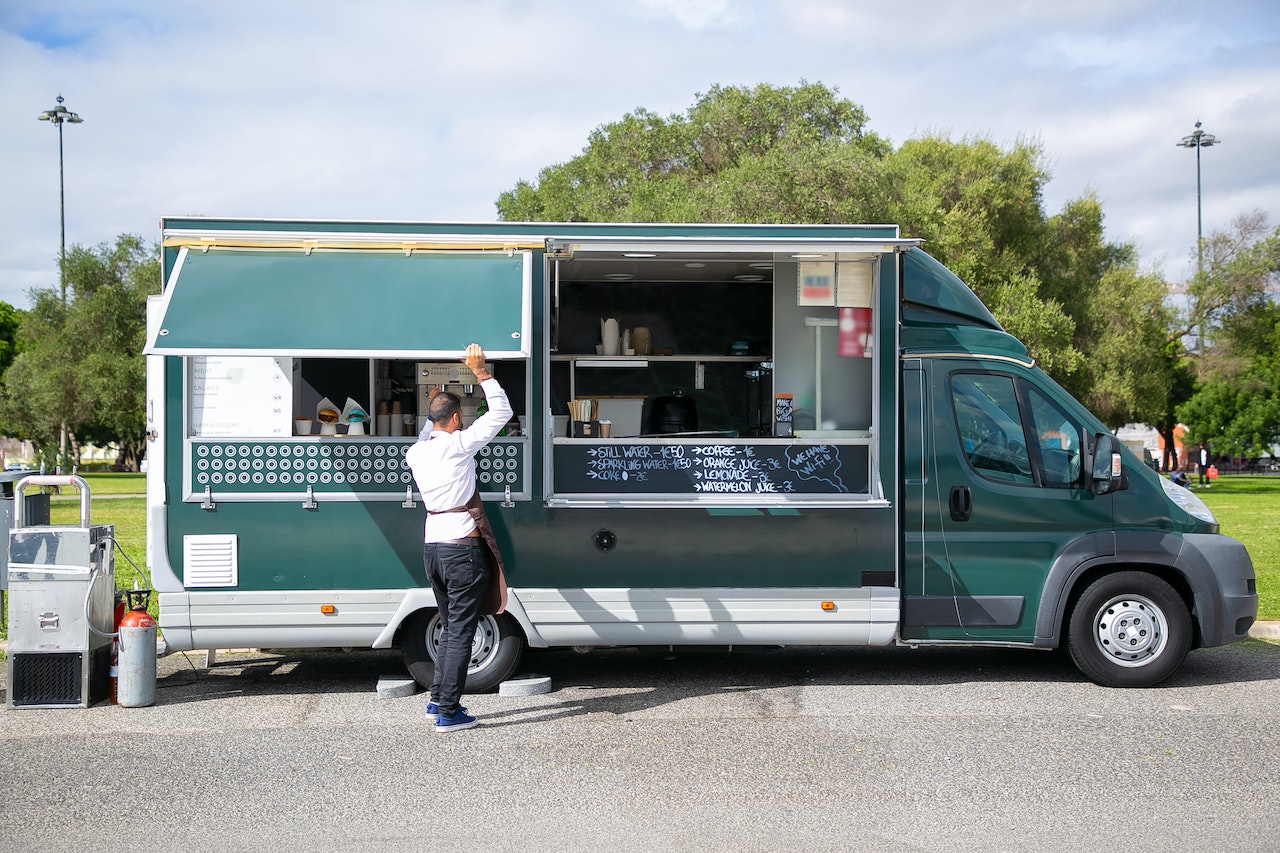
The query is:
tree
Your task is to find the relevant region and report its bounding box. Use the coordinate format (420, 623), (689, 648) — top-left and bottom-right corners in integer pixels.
(880, 134), (1087, 380)
(497, 82), (890, 223)
(497, 82), (1162, 423)
(1176, 216), (1280, 458)
(0, 302), (21, 376)
(1178, 211), (1278, 374)
(0, 234), (159, 470)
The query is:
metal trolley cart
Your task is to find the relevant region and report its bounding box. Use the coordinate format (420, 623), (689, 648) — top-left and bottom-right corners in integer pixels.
(5, 475), (115, 709)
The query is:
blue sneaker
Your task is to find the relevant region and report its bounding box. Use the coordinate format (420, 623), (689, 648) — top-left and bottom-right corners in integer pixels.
(435, 709), (479, 732)
(426, 701), (467, 719)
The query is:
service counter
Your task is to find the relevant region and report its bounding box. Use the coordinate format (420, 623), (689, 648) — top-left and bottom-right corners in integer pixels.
(182, 436), (529, 505)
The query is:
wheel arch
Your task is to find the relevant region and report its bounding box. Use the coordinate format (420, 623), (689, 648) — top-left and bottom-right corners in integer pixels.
(1035, 531), (1203, 651)
(375, 588), (548, 650)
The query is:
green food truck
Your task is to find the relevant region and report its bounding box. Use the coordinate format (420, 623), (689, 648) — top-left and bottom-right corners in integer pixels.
(144, 218), (1257, 689)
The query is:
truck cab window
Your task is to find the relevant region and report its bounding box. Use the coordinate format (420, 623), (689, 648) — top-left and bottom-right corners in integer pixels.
(1025, 386), (1082, 488)
(950, 373), (1084, 489)
(950, 374), (1034, 485)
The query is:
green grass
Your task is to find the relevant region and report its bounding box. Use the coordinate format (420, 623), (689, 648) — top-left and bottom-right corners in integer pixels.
(1196, 476), (1280, 620)
(2, 473), (1277, 650)
(56, 472), (146, 497)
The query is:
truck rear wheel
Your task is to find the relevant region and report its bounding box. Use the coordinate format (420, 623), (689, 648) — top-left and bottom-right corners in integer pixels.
(402, 609), (524, 693)
(1067, 571), (1191, 688)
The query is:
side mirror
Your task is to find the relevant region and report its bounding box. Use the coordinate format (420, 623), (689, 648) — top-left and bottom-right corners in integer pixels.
(1089, 433), (1125, 495)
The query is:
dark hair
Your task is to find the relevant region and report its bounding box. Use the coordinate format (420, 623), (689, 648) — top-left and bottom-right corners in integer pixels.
(430, 391), (461, 424)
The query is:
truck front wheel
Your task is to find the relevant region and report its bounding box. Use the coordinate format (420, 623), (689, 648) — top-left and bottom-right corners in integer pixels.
(1067, 571), (1191, 688)
(401, 609), (525, 693)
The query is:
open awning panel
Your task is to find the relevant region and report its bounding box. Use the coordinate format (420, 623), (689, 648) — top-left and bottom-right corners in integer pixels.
(146, 247), (531, 358)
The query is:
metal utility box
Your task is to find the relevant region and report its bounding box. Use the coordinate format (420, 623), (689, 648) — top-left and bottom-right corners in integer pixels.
(0, 470), (50, 592)
(5, 475), (115, 709)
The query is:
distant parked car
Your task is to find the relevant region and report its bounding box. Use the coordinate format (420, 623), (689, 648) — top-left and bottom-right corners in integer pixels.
(3, 463), (32, 472)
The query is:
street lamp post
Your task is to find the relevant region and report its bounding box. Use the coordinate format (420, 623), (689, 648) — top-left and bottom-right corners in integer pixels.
(1176, 120), (1219, 360)
(1176, 120), (1219, 276)
(37, 94), (83, 308)
(38, 95), (83, 470)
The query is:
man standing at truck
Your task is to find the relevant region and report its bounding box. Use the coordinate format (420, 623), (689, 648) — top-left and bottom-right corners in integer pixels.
(1198, 443), (1211, 488)
(406, 343), (512, 732)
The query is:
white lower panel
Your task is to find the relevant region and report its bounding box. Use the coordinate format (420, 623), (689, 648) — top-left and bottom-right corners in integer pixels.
(517, 587), (899, 647)
(157, 587), (901, 651)
(158, 590), (408, 651)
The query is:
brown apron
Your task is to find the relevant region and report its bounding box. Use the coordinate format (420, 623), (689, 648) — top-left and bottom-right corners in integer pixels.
(429, 489), (508, 615)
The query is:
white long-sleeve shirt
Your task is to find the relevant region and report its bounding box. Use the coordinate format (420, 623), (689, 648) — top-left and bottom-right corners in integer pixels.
(405, 378), (513, 543)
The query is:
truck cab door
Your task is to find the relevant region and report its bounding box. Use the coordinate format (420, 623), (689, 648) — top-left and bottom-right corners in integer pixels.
(907, 360), (1114, 642)
(901, 360), (963, 641)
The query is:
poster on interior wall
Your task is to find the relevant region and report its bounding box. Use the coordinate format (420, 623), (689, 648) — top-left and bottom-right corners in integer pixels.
(836, 261), (874, 307)
(798, 261), (835, 306)
(189, 356), (293, 437)
(838, 308), (873, 358)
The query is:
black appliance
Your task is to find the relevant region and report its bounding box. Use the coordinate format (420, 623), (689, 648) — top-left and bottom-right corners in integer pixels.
(649, 390), (698, 434)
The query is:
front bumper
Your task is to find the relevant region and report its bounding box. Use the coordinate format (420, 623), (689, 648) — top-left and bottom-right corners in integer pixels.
(1181, 533), (1258, 647)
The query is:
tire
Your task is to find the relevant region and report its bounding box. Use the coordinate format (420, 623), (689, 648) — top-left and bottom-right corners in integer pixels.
(401, 609), (524, 693)
(1066, 571), (1191, 688)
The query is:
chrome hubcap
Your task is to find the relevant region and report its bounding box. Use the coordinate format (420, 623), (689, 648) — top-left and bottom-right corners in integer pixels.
(428, 613), (500, 674)
(1093, 594), (1166, 667)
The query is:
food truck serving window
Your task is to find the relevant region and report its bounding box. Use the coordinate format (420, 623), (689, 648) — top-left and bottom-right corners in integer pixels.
(541, 235), (915, 508)
(145, 246), (531, 359)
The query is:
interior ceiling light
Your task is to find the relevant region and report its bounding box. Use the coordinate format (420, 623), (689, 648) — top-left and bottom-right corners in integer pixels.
(734, 274), (764, 282)
(748, 262), (773, 269)
(604, 273), (633, 281)
(624, 252), (657, 258)
(684, 262), (706, 268)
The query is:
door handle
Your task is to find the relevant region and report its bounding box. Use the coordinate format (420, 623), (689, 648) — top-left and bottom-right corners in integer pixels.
(949, 485), (972, 522)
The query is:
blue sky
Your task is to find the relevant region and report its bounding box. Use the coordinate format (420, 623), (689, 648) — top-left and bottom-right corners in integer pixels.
(2, 0), (1278, 308)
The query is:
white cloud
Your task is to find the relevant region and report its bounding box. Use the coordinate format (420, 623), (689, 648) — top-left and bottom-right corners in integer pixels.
(629, 0), (749, 30)
(1, 0), (1278, 306)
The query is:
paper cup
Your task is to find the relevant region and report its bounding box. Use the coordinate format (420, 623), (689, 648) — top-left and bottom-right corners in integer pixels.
(294, 419), (313, 435)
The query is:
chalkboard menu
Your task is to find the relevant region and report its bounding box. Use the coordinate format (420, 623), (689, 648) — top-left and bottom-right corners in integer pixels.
(553, 441), (868, 495)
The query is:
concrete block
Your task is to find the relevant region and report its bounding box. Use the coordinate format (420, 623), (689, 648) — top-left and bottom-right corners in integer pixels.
(499, 673), (552, 696)
(377, 675), (420, 699)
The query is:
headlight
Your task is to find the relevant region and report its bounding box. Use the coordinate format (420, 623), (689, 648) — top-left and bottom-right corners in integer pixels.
(1160, 476), (1217, 525)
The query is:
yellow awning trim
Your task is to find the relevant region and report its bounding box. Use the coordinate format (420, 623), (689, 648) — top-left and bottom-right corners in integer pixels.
(162, 234), (543, 254)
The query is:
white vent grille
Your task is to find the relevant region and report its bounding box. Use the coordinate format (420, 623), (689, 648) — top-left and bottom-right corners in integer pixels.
(183, 534), (238, 587)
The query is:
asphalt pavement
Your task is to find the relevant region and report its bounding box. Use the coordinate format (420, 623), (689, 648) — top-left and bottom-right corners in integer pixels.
(1, 636), (1278, 852)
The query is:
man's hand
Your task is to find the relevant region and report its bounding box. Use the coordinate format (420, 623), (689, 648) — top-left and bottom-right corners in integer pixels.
(463, 343), (489, 378)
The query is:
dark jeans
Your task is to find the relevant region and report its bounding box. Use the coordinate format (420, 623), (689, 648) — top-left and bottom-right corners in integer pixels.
(423, 541), (491, 715)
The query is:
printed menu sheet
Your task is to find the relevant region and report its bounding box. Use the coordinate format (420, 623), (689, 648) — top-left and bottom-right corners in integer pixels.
(189, 356), (293, 437)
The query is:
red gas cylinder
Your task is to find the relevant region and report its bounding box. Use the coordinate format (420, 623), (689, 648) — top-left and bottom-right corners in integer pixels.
(119, 608), (157, 630)
(118, 590), (158, 707)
